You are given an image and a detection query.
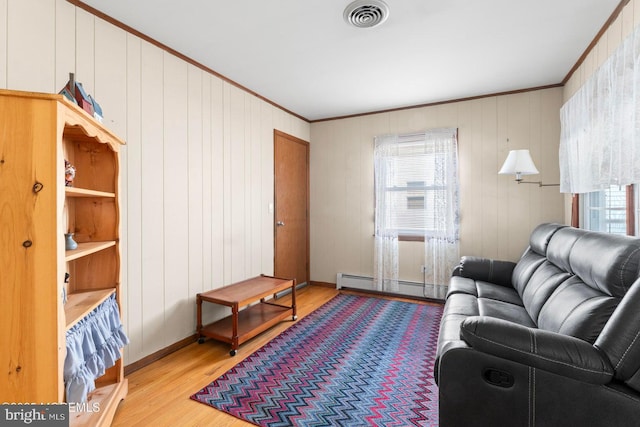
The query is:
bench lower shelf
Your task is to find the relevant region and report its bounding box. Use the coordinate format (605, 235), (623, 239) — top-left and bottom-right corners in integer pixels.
(199, 303), (296, 355)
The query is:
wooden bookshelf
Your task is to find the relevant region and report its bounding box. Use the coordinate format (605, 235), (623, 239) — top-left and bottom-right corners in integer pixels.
(0, 89), (127, 426)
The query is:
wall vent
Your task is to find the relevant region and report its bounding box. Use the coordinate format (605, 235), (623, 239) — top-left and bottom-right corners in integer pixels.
(343, 0), (390, 29)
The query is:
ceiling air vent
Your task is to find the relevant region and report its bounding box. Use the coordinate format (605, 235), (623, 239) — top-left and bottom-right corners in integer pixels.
(343, 0), (390, 29)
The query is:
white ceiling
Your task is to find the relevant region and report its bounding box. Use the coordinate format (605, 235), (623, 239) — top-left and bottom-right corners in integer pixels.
(80, 0), (621, 121)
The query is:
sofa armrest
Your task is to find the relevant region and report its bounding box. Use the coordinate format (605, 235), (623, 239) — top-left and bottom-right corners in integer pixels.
(460, 316), (613, 384)
(453, 256), (516, 287)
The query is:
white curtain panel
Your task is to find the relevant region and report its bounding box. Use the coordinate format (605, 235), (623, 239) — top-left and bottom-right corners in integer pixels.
(373, 234), (399, 292)
(559, 24), (640, 194)
(425, 238), (458, 298)
(373, 136), (400, 292)
(423, 130), (460, 290)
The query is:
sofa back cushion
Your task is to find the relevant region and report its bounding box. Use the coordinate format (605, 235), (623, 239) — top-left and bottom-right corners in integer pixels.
(535, 229), (640, 344)
(545, 227), (587, 273)
(537, 276), (619, 343)
(520, 261), (571, 322)
(568, 232), (640, 297)
(512, 225), (640, 346)
(529, 223), (567, 256)
(511, 223), (566, 296)
(515, 227), (584, 321)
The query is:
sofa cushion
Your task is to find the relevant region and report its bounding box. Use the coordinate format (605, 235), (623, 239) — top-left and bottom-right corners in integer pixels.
(477, 298), (536, 327)
(569, 232), (640, 297)
(511, 223), (566, 296)
(538, 276), (619, 343)
(519, 260), (571, 322)
(529, 223), (567, 255)
(476, 281), (523, 306)
(447, 276), (479, 298)
(448, 276), (523, 306)
(545, 226), (587, 273)
(443, 292), (534, 326)
(530, 229), (640, 345)
(511, 249), (547, 295)
(434, 291), (534, 373)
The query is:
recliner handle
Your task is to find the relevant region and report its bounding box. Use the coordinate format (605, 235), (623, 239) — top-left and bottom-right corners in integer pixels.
(483, 368), (514, 388)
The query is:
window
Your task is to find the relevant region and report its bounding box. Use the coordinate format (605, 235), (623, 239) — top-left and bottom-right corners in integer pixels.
(580, 185), (637, 235)
(374, 129), (459, 241)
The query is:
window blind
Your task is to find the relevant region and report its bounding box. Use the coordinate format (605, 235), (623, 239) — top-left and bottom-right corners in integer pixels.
(374, 129), (458, 239)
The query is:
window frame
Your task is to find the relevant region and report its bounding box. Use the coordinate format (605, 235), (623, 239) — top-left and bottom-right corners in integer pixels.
(573, 184), (636, 236)
(373, 131), (459, 242)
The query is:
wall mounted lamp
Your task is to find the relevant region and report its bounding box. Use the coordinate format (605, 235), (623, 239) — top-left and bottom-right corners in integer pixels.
(498, 149), (559, 187)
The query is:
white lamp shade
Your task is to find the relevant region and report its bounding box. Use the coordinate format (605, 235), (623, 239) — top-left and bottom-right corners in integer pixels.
(498, 149), (539, 177)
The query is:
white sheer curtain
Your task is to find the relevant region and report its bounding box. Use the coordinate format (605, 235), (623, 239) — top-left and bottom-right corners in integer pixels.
(373, 129), (459, 296)
(373, 136), (400, 292)
(559, 24), (640, 194)
(424, 130), (459, 298)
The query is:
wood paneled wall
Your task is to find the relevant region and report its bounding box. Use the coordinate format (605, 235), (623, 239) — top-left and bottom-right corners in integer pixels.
(310, 88), (565, 284)
(0, 0), (310, 363)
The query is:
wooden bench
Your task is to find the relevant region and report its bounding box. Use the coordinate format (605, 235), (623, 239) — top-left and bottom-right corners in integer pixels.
(196, 275), (297, 356)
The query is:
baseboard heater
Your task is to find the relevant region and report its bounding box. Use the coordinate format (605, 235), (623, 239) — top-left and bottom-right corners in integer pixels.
(336, 273), (447, 300)
(275, 281), (308, 298)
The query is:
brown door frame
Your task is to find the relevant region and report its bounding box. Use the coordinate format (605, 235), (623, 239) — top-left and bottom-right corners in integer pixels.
(273, 129), (310, 284)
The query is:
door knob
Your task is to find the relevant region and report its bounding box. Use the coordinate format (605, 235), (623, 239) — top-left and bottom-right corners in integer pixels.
(276, 221), (285, 226)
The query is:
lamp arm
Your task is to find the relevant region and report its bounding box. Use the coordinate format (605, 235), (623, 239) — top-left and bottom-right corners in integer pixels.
(516, 180), (560, 187)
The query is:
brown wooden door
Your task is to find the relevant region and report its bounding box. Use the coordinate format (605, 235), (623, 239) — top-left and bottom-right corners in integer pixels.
(274, 130), (309, 285)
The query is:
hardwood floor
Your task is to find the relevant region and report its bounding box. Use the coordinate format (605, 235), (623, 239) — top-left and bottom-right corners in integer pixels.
(111, 285), (440, 426)
(112, 285), (339, 426)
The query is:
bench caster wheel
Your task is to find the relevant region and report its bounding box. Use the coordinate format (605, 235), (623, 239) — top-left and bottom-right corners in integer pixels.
(292, 315), (298, 321)
(230, 349), (237, 356)
(198, 337), (205, 344)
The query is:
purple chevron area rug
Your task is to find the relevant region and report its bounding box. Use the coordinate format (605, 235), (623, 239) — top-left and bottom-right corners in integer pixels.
(190, 293), (443, 426)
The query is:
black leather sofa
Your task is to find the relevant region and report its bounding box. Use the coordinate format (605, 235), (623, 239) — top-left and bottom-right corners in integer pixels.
(435, 223), (640, 426)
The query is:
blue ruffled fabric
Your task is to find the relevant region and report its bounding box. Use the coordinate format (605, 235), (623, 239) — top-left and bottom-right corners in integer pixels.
(64, 294), (129, 402)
